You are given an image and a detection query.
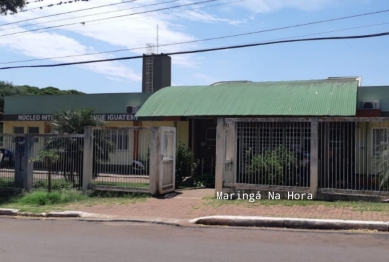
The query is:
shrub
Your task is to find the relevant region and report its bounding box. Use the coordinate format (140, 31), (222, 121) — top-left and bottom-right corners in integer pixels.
(246, 145), (297, 185)
(194, 174), (215, 188)
(17, 190), (86, 206)
(376, 141), (389, 190)
(175, 143), (199, 189)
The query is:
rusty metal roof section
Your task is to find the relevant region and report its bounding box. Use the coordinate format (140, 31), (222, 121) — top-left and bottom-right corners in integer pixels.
(136, 79), (358, 117)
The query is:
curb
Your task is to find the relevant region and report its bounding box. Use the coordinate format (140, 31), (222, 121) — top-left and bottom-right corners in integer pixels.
(0, 209), (190, 227)
(190, 216), (389, 232)
(0, 208), (90, 218)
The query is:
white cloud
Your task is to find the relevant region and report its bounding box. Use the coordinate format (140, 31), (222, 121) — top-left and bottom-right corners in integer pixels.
(235, 0), (335, 13)
(0, 29), (141, 81)
(0, 0), (335, 83)
(0, 0), (202, 81)
(172, 9), (246, 25)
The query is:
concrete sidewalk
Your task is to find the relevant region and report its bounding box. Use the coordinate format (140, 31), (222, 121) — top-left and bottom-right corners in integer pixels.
(74, 189), (389, 222)
(2, 188), (389, 231)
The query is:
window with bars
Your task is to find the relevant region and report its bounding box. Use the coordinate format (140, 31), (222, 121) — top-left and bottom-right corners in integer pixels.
(237, 122), (311, 173)
(372, 128), (388, 157)
(28, 127), (40, 143)
(111, 130), (129, 151)
(14, 127), (24, 134)
(28, 127), (39, 134)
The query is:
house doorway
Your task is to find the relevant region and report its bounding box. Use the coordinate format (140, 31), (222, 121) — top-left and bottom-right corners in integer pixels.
(190, 118), (216, 177)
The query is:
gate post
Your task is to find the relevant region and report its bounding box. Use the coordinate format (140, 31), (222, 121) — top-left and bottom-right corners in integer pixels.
(310, 118), (319, 199)
(225, 120), (236, 184)
(149, 127), (160, 196)
(23, 134), (34, 192)
(215, 118), (226, 196)
(82, 127), (93, 193)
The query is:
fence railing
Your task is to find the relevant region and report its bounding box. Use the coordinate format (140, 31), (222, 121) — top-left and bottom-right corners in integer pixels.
(235, 121), (311, 187)
(318, 120), (389, 193)
(89, 128), (151, 192)
(30, 134), (84, 191)
(0, 134), (21, 188)
(0, 126), (176, 195)
(221, 118), (389, 196)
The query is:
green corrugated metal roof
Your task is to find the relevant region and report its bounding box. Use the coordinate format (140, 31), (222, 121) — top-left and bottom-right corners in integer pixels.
(136, 80), (358, 117)
(4, 93), (151, 114)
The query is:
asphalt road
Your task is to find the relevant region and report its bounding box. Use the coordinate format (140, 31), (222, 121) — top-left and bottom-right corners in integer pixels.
(0, 217), (388, 262)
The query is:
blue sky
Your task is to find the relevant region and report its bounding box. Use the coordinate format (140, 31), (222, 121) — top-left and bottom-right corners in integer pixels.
(0, 0), (388, 93)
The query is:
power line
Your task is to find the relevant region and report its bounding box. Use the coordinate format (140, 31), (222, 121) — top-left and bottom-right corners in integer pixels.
(0, 10), (387, 65)
(0, 31), (388, 70)
(2, 6), (388, 39)
(0, 0), (245, 65)
(0, 0), (220, 38)
(2, 22), (388, 65)
(3, 0), (241, 36)
(0, 0), (140, 27)
(2, 0), (181, 31)
(16, 0), (90, 14)
(26, 0), (46, 3)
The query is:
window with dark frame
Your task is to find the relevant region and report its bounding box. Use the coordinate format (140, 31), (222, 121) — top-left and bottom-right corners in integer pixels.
(28, 127), (39, 134)
(28, 127), (40, 143)
(111, 130), (129, 151)
(14, 127), (24, 134)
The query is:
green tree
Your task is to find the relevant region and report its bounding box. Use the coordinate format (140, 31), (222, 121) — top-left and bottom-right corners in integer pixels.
(0, 0), (26, 15)
(45, 109), (115, 188)
(30, 149), (60, 192)
(0, 81), (84, 132)
(0, 81), (84, 113)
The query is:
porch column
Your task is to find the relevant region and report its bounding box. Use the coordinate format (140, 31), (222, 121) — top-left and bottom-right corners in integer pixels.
(310, 118), (319, 199)
(215, 118), (226, 195)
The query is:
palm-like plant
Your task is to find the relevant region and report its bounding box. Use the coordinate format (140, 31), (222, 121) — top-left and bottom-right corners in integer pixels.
(44, 109), (115, 188)
(376, 140), (389, 191)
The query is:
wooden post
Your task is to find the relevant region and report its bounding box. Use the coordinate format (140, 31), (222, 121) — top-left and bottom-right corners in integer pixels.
(310, 118), (319, 199)
(215, 118), (226, 196)
(82, 127), (93, 193)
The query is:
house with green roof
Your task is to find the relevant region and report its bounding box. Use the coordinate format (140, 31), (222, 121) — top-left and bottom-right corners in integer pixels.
(135, 77), (389, 199)
(2, 77), (389, 199)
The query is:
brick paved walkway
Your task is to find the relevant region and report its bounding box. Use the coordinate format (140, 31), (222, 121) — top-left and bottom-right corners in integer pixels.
(75, 189), (389, 222)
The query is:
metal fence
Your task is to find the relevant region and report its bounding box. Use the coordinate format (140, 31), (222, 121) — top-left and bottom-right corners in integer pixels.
(0, 134), (21, 188)
(30, 135), (84, 191)
(89, 127), (151, 192)
(0, 126), (176, 195)
(318, 120), (389, 193)
(236, 120), (311, 187)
